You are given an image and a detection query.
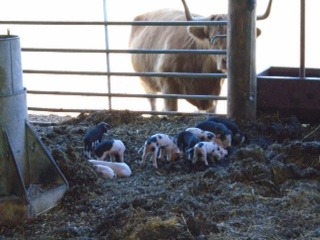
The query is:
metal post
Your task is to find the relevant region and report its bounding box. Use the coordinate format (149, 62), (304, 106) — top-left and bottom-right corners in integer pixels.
(300, 0), (306, 79)
(103, 0), (112, 110)
(227, 0), (257, 122)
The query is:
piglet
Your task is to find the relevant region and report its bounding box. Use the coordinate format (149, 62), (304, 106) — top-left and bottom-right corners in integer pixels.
(192, 141), (228, 166)
(89, 160), (132, 178)
(84, 122), (111, 158)
(195, 121), (233, 148)
(93, 139), (125, 162)
(176, 130), (200, 159)
(206, 116), (246, 145)
(140, 133), (180, 169)
(93, 164), (116, 179)
(185, 127), (215, 141)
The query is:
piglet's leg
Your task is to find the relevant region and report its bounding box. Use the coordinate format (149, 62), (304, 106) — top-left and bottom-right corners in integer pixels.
(203, 153), (209, 166)
(165, 150), (171, 162)
(152, 152), (158, 169)
(119, 152), (124, 162)
(192, 152), (197, 165)
(141, 148), (148, 166)
(158, 148), (165, 159)
(99, 152), (109, 160)
(215, 152), (222, 161)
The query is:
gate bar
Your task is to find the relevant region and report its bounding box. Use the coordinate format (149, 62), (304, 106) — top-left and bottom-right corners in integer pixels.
(300, 0), (305, 78)
(21, 48), (227, 55)
(0, 20), (227, 26)
(103, 0), (112, 110)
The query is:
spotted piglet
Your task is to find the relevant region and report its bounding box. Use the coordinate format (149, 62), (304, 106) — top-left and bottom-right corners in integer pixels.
(192, 141), (228, 166)
(84, 122), (111, 158)
(140, 133), (180, 169)
(93, 139), (125, 162)
(195, 121), (233, 148)
(185, 127), (216, 141)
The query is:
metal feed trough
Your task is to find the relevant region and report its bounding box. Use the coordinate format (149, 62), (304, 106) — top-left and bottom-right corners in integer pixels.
(0, 35), (68, 222)
(257, 0), (320, 123)
(257, 67), (320, 123)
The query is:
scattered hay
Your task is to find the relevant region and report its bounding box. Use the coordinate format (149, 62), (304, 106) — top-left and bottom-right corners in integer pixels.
(1, 111), (320, 239)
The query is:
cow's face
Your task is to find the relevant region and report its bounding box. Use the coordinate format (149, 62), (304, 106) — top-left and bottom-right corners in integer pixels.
(187, 15), (228, 72)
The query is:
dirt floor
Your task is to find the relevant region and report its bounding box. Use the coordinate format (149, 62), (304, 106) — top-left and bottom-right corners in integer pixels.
(1, 110), (320, 240)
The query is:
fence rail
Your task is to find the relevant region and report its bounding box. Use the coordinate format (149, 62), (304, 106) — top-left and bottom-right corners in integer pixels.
(1, 19), (227, 115)
(22, 48), (227, 55)
(0, 20), (228, 26)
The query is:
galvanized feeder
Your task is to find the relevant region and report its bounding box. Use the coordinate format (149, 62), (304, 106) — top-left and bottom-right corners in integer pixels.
(0, 35), (68, 222)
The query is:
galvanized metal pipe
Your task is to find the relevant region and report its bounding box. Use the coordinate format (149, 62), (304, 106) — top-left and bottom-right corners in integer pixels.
(1, 19), (227, 115)
(27, 107), (225, 117)
(300, 0), (306, 79)
(0, 35), (29, 185)
(22, 69), (227, 78)
(26, 90), (227, 101)
(103, 0), (112, 110)
(227, 0), (257, 121)
(0, 20), (228, 26)
(21, 48), (227, 55)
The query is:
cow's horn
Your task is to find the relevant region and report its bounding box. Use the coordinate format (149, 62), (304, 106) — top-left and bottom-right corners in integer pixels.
(181, 0), (195, 21)
(257, 0), (273, 20)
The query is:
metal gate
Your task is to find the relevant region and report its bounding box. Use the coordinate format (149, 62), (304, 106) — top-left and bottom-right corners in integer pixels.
(0, 2), (227, 116)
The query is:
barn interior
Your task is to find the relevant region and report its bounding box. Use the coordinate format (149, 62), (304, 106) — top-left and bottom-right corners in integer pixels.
(0, 0), (319, 239)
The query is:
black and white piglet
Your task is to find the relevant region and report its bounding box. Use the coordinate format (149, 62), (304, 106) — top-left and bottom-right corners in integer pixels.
(185, 127), (216, 141)
(93, 139), (125, 162)
(84, 122), (111, 158)
(176, 130), (200, 159)
(192, 141), (228, 166)
(139, 133), (180, 169)
(206, 116), (246, 145)
(196, 121), (233, 148)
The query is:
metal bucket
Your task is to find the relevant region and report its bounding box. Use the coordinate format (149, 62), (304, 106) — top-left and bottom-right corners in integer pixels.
(0, 35), (68, 222)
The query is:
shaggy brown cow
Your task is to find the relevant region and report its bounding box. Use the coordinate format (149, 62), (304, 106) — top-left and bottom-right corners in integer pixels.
(129, 0), (272, 112)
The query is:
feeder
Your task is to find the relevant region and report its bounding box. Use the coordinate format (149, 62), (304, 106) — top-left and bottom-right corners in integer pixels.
(257, 0), (320, 123)
(0, 35), (69, 222)
(257, 67), (320, 123)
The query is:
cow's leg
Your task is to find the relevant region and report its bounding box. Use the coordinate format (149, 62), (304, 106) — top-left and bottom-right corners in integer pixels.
(206, 78), (225, 112)
(161, 80), (178, 111)
(163, 98), (178, 111)
(140, 77), (158, 111)
(149, 99), (157, 111)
